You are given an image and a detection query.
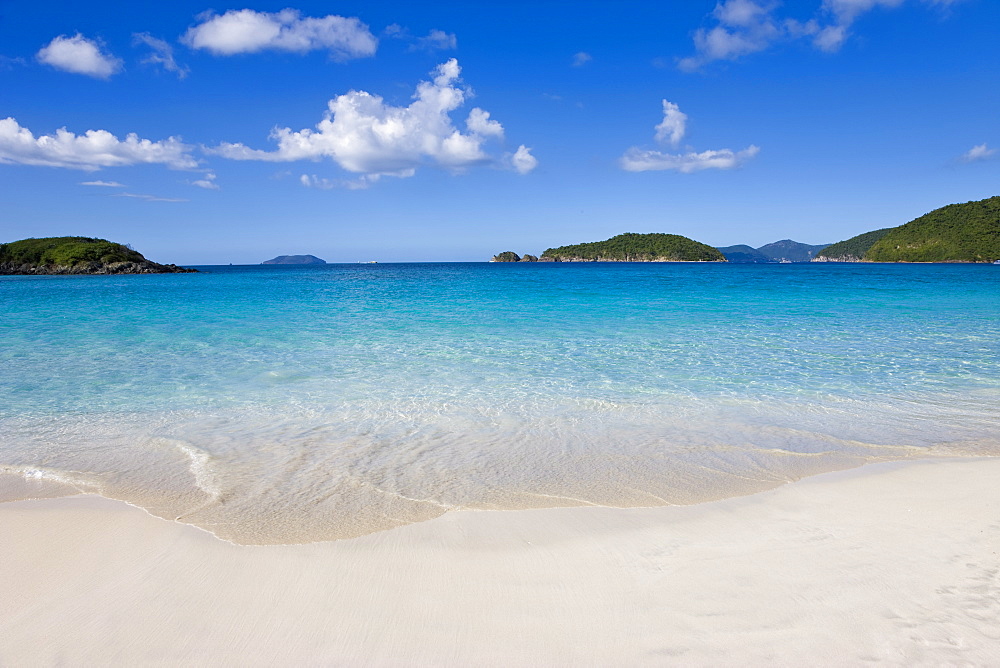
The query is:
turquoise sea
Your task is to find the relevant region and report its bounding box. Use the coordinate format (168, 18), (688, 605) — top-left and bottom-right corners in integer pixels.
(2, 262), (999, 543)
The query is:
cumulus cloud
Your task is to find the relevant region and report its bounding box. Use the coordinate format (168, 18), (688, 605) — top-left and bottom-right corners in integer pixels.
(508, 145), (538, 174)
(654, 100), (688, 147)
(680, 0), (962, 70)
(133, 33), (189, 78)
(572, 51), (593, 67)
(678, 0), (782, 71)
(81, 180), (125, 187)
(211, 59), (536, 180)
(0, 117), (197, 171)
(620, 100), (758, 173)
(36, 34), (122, 79)
(961, 143), (997, 162)
(182, 8), (377, 59)
(191, 172), (220, 189)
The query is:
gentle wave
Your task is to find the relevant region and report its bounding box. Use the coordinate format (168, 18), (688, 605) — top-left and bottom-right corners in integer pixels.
(1, 263), (998, 543)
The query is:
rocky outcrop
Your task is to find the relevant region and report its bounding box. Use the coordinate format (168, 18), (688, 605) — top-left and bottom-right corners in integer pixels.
(491, 252), (541, 262)
(0, 260), (196, 275)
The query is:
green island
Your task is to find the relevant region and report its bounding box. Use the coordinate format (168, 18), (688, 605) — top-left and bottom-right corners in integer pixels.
(813, 228), (894, 262)
(531, 233), (725, 262)
(816, 196), (1000, 262)
(0, 237), (196, 275)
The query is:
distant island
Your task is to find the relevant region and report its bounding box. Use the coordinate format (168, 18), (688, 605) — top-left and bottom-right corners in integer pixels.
(494, 233), (725, 262)
(262, 255), (327, 265)
(0, 237), (195, 275)
(717, 240), (830, 263)
(815, 196), (1000, 263)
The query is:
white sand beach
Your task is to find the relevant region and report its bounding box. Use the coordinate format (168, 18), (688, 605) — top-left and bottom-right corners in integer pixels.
(2, 457), (998, 666)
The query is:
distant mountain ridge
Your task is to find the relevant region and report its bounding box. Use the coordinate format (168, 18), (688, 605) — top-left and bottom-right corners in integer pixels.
(717, 240), (830, 263)
(263, 255), (326, 265)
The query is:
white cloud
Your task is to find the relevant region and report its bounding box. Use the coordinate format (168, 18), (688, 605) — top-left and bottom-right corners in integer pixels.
(822, 0), (905, 23)
(80, 180), (125, 187)
(182, 9), (377, 59)
(0, 117), (197, 171)
(466, 108), (504, 138)
(680, 0), (962, 70)
(416, 29), (457, 51)
(961, 143), (997, 162)
(191, 173), (220, 189)
(114, 192), (188, 202)
(620, 145), (760, 173)
(36, 34), (122, 79)
(654, 100), (688, 147)
(678, 0), (781, 71)
(133, 33), (189, 78)
(386, 26), (458, 52)
(620, 101), (758, 173)
(508, 145), (538, 175)
(572, 51), (593, 67)
(300, 173), (380, 190)
(211, 59), (536, 179)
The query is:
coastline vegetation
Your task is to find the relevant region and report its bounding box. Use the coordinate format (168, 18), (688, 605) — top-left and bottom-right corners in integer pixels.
(816, 196), (1000, 262)
(814, 228), (893, 262)
(540, 233), (725, 262)
(0, 236), (195, 274)
(866, 196), (1000, 262)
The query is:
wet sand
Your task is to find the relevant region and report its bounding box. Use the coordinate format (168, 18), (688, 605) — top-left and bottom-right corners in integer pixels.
(2, 458), (998, 665)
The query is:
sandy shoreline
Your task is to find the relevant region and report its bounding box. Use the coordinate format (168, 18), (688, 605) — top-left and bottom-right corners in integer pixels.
(2, 457), (999, 665)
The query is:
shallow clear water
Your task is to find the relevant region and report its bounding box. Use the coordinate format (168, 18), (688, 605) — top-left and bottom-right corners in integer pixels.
(2, 262), (998, 543)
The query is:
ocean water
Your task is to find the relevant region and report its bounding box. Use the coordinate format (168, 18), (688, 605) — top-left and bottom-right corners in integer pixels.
(2, 262), (998, 544)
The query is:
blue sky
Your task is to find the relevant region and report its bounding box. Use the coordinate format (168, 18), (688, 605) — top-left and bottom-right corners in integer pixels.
(1, 0), (997, 263)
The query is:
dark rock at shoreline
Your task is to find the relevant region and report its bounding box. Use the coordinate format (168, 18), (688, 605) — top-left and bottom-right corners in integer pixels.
(0, 260), (196, 275)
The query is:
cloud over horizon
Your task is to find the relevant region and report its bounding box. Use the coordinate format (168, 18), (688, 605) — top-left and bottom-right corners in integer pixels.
(0, 117), (197, 171)
(182, 9), (377, 59)
(620, 99), (758, 173)
(211, 59), (536, 180)
(36, 34), (122, 78)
